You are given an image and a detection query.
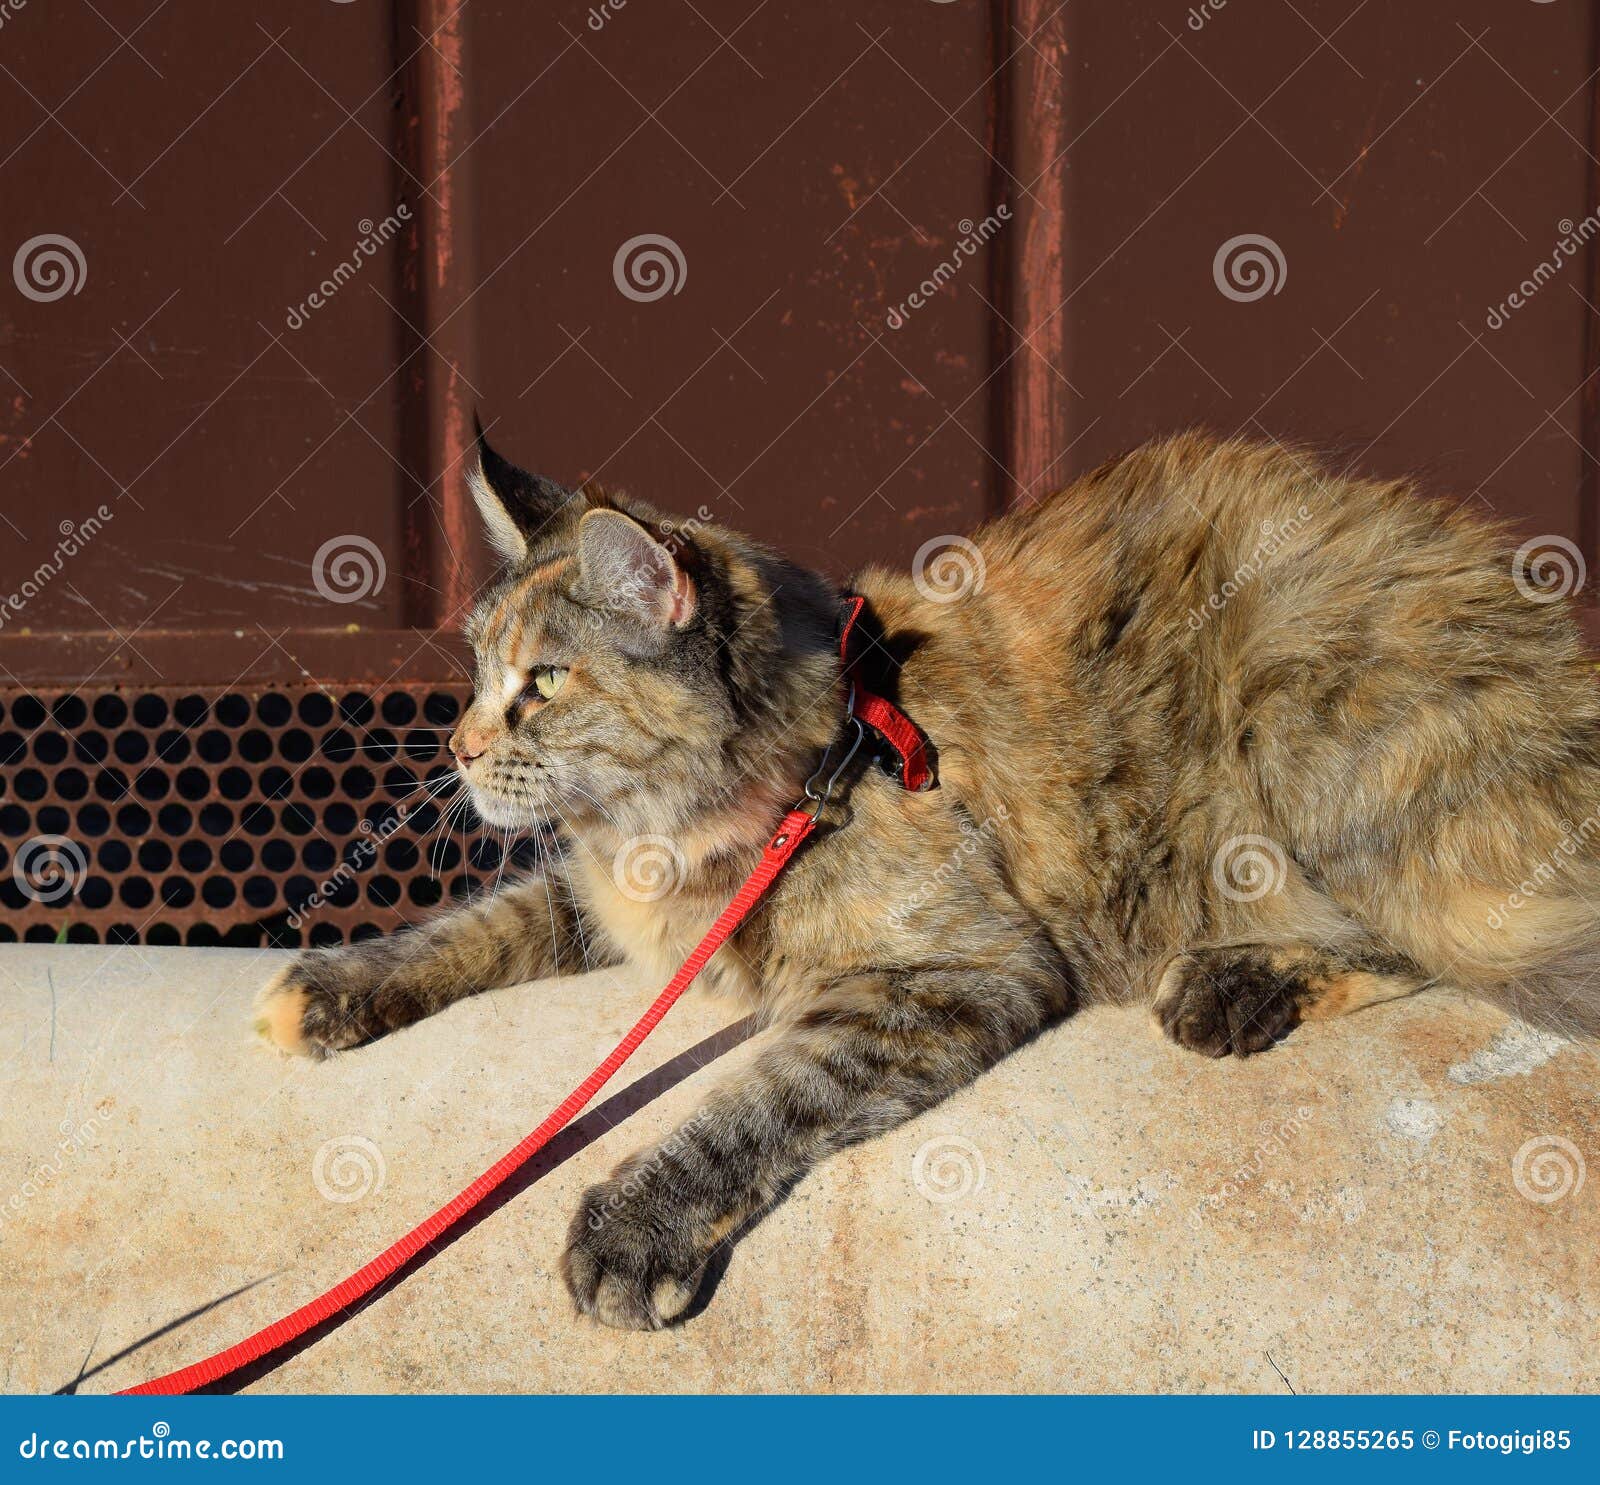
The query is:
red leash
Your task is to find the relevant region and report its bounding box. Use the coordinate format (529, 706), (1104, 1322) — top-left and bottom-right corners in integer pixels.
(120, 806), (819, 1395)
(117, 596), (931, 1396)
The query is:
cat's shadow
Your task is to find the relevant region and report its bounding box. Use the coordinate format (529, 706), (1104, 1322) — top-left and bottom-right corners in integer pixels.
(81, 1015), (760, 1396)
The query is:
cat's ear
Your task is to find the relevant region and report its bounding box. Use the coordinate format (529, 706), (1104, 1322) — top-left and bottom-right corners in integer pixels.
(468, 416), (581, 563)
(575, 508), (696, 628)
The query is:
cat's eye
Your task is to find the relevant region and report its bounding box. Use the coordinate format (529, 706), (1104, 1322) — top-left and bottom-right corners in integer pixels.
(529, 665), (567, 701)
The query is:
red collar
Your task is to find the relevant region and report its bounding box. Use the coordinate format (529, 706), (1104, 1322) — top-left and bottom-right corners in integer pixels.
(837, 593), (934, 793)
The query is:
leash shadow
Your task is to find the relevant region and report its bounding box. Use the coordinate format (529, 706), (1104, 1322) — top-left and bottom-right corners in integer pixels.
(51, 1275), (280, 1395)
(186, 1014), (759, 1394)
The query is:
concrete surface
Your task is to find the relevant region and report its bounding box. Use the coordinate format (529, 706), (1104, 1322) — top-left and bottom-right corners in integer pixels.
(0, 944), (1595, 1394)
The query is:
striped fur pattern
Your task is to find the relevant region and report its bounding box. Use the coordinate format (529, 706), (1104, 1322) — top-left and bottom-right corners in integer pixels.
(257, 430), (1600, 1328)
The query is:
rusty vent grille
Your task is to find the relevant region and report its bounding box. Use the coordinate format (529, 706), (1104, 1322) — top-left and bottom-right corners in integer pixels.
(0, 684), (537, 947)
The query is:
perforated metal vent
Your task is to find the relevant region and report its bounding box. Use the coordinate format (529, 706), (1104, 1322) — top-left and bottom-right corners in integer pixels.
(0, 684), (537, 948)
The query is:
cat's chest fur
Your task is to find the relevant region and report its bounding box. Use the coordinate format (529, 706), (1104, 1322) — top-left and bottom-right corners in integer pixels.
(572, 850), (764, 1002)
(566, 779), (812, 1004)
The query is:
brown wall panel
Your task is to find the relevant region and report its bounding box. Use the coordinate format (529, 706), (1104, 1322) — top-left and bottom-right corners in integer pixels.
(6, 3), (1600, 946)
(4, 0), (1598, 687)
(1015, 0), (1600, 556)
(1, 2), (416, 649)
(464, 0), (1004, 578)
(2, 2), (1009, 686)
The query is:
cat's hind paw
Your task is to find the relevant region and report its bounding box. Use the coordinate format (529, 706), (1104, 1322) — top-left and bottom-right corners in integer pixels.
(1152, 949), (1304, 1058)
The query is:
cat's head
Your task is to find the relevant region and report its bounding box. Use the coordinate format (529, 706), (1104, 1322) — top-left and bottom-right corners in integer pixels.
(451, 425), (841, 844)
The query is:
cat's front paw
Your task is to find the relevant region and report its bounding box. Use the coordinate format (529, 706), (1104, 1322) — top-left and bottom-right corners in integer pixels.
(561, 1165), (711, 1331)
(253, 957), (370, 1058)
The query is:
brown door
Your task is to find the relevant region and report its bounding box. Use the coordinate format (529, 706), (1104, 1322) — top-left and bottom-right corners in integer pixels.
(3, 1), (1596, 946)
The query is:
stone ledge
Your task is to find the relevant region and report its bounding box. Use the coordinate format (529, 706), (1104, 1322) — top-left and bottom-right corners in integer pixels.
(0, 945), (1594, 1393)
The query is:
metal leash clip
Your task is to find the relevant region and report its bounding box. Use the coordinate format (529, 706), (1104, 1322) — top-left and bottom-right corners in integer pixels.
(798, 683), (867, 821)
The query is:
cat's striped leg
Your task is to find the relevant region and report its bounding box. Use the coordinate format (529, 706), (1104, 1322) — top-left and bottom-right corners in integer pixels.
(561, 946), (1074, 1329)
(255, 874), (616, 1057)
(1152, 942), (1426, 1059)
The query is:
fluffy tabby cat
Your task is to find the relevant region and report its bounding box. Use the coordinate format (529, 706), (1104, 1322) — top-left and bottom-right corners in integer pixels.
(257, 429), (1600, 1329)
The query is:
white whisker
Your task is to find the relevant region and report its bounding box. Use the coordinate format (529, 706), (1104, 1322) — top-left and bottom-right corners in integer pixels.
(544, 796), (599, 975)
(391, 770), (459, 811)
(428, 790), (468, 880)
(529, 799), (564, 977)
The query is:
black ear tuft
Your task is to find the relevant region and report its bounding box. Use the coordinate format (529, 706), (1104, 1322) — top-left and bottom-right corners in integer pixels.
(468, 418), (583, 562)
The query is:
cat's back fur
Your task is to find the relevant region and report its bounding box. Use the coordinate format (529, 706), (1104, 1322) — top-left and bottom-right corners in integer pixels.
(855, 432), (1600, 1033)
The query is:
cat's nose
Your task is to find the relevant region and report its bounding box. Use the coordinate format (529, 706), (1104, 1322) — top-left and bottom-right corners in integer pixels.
(450, 725), (491, 766)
